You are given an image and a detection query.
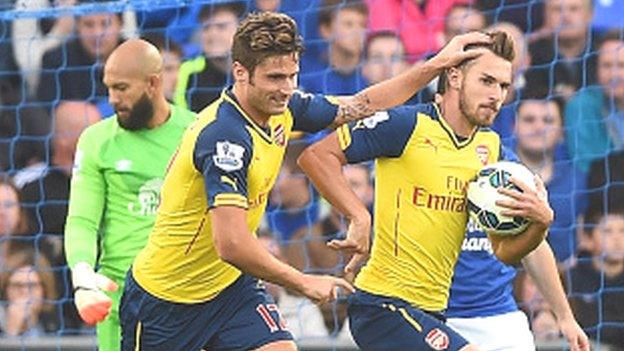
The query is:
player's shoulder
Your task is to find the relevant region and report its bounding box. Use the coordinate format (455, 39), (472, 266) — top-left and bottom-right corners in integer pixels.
(193, 96), (252, 147)
(289, 89), (321, 104)
(410, 102), (439, 120)
(475, 126), (502, 144)
(169, 104), (197, 126)
(370, 103), (423, 128)
(381, 102), (438, 128)
(287, 89), (337, 114)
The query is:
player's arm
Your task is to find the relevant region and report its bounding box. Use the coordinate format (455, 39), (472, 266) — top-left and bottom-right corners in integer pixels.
(328, 32), (492, 127)
(298, 109), (416, 275)
(521, 242), (590, 351)
(297, 133), (370, 275)
(488, 175), (553, 265)
(211, 206), (353, 304)
(64, 130), (118, 325)
(196, 123), (352, 304)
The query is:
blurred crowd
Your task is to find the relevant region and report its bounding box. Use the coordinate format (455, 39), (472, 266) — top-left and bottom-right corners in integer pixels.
(0, 0), (623, 348)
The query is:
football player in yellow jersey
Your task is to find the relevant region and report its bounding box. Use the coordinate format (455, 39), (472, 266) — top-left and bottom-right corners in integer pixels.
(299, 31), (555, 351)
(119, 11), (494, 351)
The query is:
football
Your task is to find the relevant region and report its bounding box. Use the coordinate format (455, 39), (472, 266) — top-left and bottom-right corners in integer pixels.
(467, 161), (536, 236)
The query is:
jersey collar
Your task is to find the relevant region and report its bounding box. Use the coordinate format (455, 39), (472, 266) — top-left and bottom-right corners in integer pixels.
(222, 88), (273, 144)
(433, 102), (477, 149)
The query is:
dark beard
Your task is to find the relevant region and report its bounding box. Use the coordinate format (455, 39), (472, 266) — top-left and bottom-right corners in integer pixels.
(117, 94), (154, 131)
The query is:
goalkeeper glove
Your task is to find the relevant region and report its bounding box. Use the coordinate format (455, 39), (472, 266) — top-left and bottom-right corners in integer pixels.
(71, 262), (118, 325)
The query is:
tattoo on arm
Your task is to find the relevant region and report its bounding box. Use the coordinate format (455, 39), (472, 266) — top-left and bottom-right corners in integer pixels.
(330, 93), (375, 128)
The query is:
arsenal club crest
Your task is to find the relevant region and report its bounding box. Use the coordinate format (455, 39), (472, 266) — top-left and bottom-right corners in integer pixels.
(425, 328), (449, 350)
(476, 144), (490, 166)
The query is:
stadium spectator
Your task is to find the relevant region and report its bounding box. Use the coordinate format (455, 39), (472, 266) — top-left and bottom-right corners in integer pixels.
(365, 0), (470, 60)
(307, 163), (373, 337)
(254, 0), (281, 11)
(0, 177), (33, 258)
(300, 0), (369, 94)
(307, 164), (373, 275)
(565, 31), (624, 172)
(174, 2), (244, 112)
(587, 149), (624, 215)
(487, 22), (532, 145)
(265, 143), (335, 340)
(12, 0), (76, 97)
(18, 101), (100, 335)
(20, 101), (101, 242)
(443, 3), (487, 43)
(362, 31), (408, 86)
(36, 10), (125, 113)
(525, 0), (598, 100)
(475, 0), (544, 34)
(64, 39), (195, 350)
(514, 272), (563, 342)
(0, 73), (50, 175)
(257, 234), (286, 302)
(514, 95), (587, 262)
(257, 229), (331, 340)
(0, 249), (59, 337)
(569, 204), (624, 349)
(268, 143), (319, 271)
(142, 33), (183, 103)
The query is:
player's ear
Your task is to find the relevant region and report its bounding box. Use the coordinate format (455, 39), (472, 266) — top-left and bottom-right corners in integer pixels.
(232, 61), (249, 84)
(447, 67), (462, 91)
(147, 74), (160, 96)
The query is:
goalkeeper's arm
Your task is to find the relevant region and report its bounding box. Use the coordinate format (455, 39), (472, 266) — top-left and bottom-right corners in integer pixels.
(64, 133), (117, 325)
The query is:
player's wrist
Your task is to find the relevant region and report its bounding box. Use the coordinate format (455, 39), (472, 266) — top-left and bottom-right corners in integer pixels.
(425, 54), (447, 75)
(72, 262), (97, 291)
(349, 210), (371, 227)
(294, 272), (312, 294)
(73, 286), (98, 294)
(554, 311), (576, 325)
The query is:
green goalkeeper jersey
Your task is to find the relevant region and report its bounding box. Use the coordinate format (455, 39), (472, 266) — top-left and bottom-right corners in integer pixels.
(65, 105), (195, 282)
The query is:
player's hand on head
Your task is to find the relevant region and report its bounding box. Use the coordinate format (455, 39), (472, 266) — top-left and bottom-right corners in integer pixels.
(71, 263), (118, 325)
(495, 175), (554, 229)
(558, 317), (590, 351)
(431, 31), (493, 69)
(300, 275), (354, 305)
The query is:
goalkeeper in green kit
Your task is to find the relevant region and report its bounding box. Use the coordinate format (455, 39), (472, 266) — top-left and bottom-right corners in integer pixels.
(64, 39), (195, 350)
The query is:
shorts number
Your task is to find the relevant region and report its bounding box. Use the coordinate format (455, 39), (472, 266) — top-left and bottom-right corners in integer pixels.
(256, 303), (287, 333)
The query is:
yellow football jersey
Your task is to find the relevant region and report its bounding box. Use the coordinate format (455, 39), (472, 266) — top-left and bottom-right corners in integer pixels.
(132, 89), (338, 303)
(338, 103), (507, 311)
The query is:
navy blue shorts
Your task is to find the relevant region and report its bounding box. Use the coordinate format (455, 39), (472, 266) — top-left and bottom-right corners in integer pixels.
(119, 271), (293, 351)
(348, 290), (470, 351)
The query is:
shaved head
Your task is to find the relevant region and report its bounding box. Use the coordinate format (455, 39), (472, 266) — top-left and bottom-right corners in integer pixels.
(106, 39), (163, 79)
(103, 39), (168, 131)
